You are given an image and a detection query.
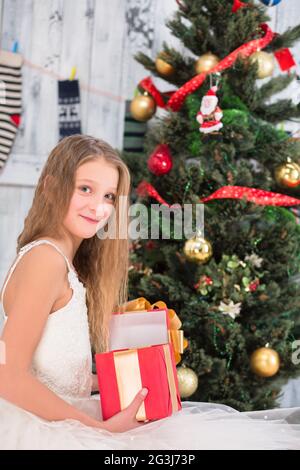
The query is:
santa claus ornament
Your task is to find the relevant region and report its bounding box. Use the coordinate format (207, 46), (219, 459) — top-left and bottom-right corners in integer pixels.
(196, 86), (223, 134)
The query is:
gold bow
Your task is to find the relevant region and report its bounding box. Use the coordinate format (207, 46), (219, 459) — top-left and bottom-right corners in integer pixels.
(117, 297), (188, 365)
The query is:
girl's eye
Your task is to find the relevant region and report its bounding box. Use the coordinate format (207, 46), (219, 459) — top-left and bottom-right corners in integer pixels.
(79, 186), (91, 194)
(106, 193), (116, 202)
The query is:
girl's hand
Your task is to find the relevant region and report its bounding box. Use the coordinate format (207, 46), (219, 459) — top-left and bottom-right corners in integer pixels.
(101, 388), (150, 433)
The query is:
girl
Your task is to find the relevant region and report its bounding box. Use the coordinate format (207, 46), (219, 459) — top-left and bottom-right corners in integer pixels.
(0, 134), (299, 450)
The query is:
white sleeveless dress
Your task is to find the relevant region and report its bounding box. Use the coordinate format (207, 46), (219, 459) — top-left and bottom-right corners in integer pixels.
(0, 239), (300, 450)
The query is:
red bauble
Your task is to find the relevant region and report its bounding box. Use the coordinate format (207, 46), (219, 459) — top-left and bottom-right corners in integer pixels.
(147, 144), (173, 176)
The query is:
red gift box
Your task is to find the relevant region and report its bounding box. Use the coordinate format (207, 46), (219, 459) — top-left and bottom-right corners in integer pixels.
(274, 48), (296, 72)
(95, 342), (182, 421)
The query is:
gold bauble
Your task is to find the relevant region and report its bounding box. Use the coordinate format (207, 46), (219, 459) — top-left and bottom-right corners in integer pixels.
(183, 235), (213, 264)
(155, 55), (175, 77)
(249, 51), (275, 79)
(177, 366), (198, 398)
(195, 53), (220, 74)
(275, 161), (300, 188)
(130, 95), (156, 122)
(250, 347), (280, 378)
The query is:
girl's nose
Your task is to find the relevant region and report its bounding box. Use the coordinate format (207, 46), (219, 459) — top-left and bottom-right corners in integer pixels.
(95, 203), (109, 219)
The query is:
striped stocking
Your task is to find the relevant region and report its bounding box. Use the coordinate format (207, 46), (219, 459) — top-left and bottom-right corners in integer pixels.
(0, 50), (22, 172)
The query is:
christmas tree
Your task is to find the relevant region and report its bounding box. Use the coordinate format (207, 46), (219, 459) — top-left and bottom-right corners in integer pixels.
(123, 0), (300, 411)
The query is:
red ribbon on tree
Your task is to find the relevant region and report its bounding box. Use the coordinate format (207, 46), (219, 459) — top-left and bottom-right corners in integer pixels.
(136, 181), (171, 206)
(139, 77), (170, 108)
(138, 23), (275, 112)
(201, 186), (300, 206)
(136, 181), (300, 208)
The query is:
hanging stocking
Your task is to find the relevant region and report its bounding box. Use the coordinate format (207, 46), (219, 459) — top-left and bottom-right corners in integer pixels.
(0, 50), (23, 172)
(58, 79), (82, 140)
(123, 100), (147, 153)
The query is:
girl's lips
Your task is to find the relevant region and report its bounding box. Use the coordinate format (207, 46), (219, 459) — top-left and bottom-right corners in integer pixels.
(80, 215), (100, 224)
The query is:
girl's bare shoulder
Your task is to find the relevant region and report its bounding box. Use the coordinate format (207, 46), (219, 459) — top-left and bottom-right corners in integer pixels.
(1, 244), (68, 315)
(18, 243), (68, 275)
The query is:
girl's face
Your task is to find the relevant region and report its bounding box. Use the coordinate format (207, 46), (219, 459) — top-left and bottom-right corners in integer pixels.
(63, 157), (119, 239)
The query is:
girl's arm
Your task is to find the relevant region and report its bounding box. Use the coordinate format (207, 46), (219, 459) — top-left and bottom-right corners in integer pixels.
(0, 367), (105, 428)
(0, 246), (104, 429)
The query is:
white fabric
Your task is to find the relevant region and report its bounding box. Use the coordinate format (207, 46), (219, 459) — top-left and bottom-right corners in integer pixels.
(1, 239), (300, 450)
(279, 378), (300, 408)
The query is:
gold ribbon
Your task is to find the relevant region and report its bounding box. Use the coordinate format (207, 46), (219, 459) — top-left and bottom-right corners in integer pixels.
(113, 349), (146, 421)
(163, 344), (180, 413)
(116, 297), (188, 365)
(113, 345), (179, 421)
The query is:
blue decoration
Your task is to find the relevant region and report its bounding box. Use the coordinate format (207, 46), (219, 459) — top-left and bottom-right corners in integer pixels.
(12, 41), (19, 53)
(259, 0), (282, 6)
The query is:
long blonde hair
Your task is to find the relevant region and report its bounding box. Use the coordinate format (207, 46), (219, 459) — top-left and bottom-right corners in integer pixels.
(17, 134), (131, 353)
